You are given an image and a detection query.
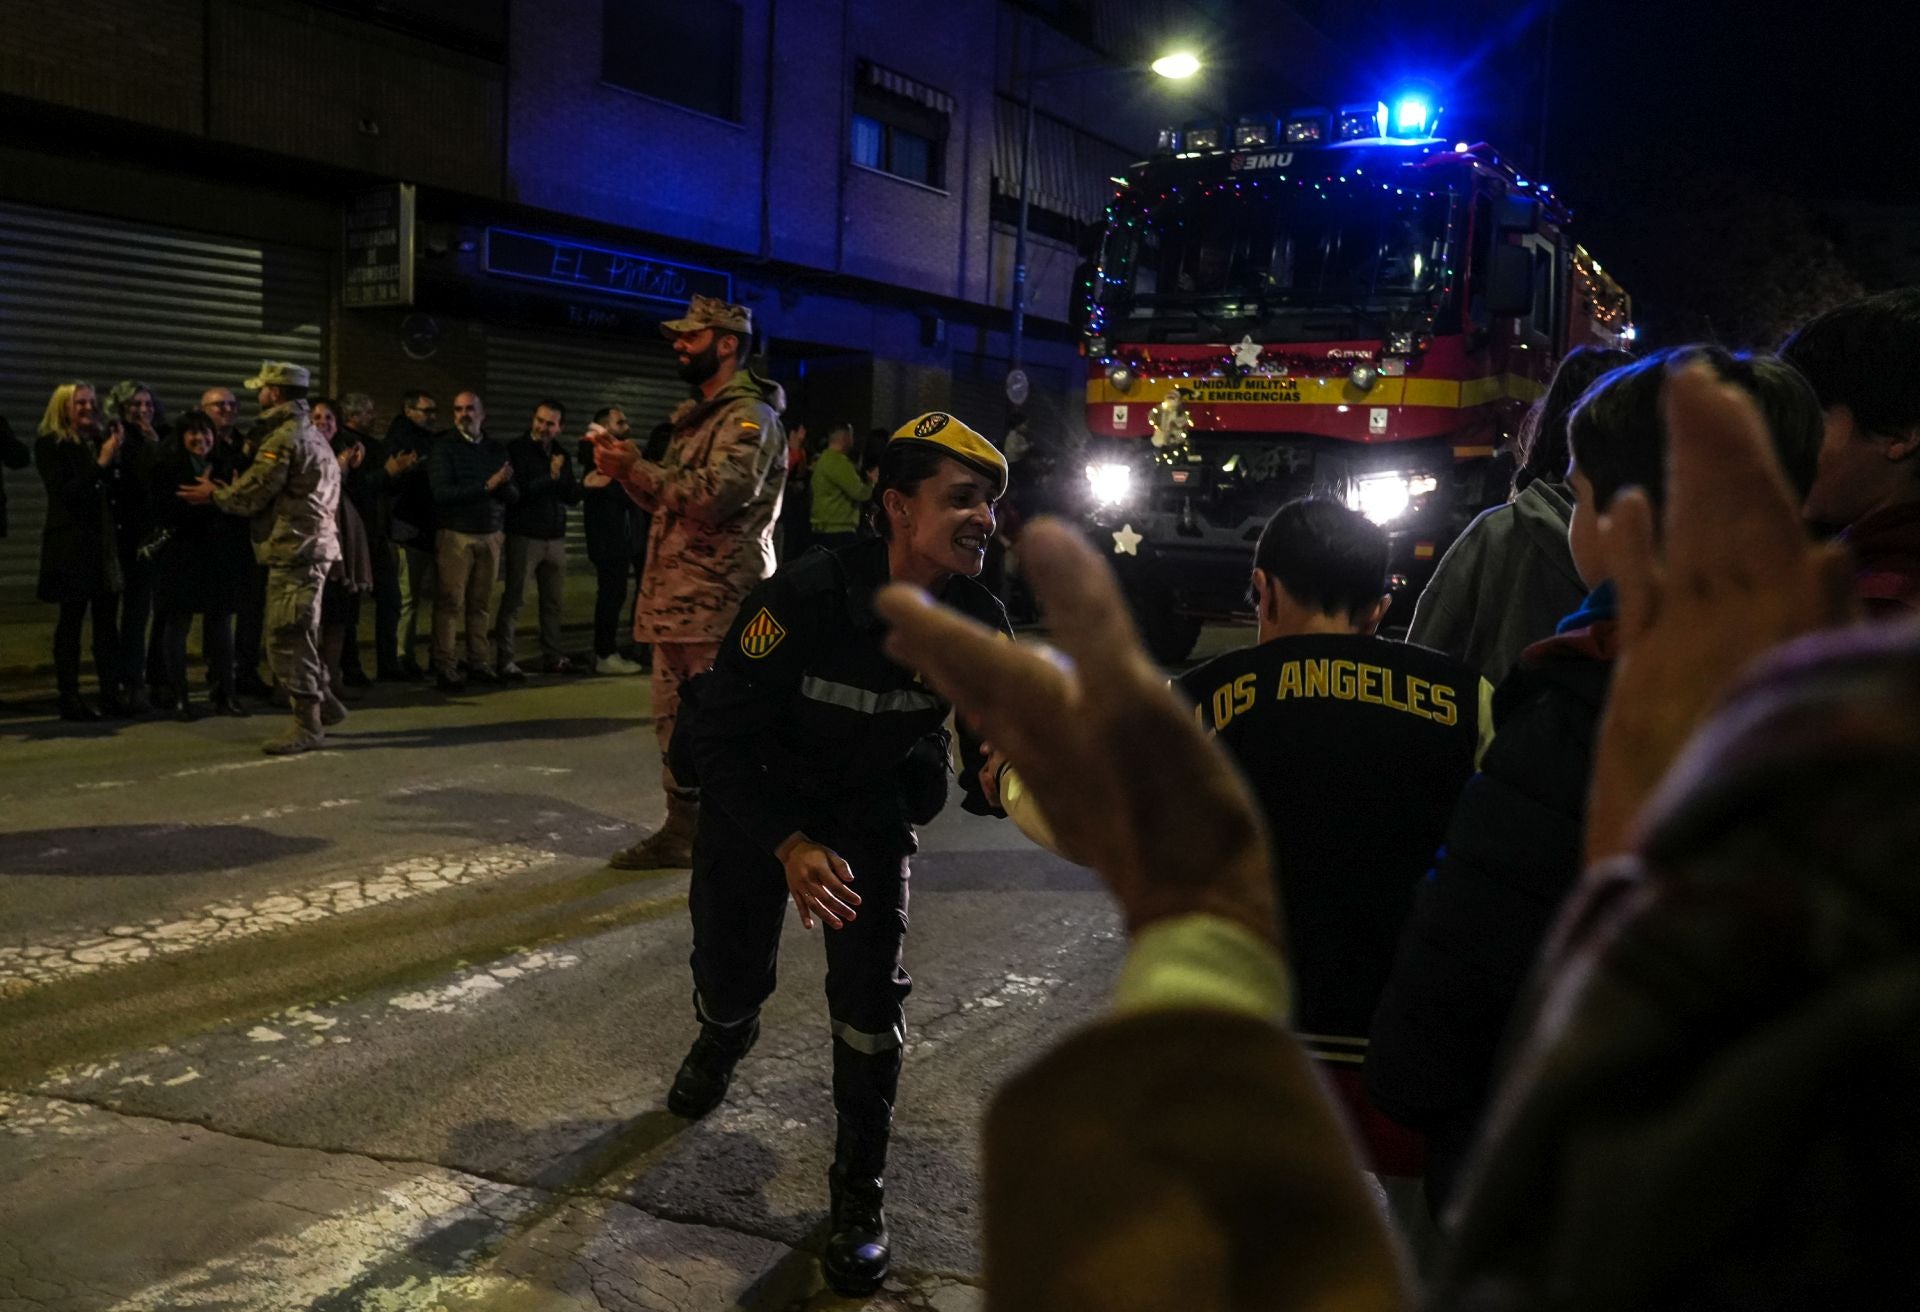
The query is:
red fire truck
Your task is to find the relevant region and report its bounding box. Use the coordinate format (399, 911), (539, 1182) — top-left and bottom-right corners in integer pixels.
(1076, 95), (1632, 660)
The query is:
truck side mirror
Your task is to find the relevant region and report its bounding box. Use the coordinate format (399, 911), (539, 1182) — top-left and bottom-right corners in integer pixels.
(1495, 194), (1538, 233)
(1486, 245), (1534, 317)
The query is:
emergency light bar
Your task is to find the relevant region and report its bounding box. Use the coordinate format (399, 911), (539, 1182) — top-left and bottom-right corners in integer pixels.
(1156, 92), (1443, 156)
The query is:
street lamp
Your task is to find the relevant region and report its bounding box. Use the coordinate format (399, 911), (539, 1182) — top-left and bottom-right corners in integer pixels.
(1007, 35), (1200, 398)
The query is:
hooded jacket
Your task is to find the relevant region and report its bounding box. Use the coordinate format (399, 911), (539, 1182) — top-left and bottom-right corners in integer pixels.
(611, 367), (788, 643)
(1408, 479), (1589, 686)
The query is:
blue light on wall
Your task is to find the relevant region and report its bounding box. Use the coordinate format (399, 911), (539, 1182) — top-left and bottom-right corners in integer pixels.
(484, 229), (733, 306)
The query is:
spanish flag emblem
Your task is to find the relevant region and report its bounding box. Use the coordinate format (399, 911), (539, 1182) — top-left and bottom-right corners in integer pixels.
(739, 607), (787, 659)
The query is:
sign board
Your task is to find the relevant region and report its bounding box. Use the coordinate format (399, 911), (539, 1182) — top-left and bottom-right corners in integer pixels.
(343, 183), (416, 308)
(484, 228), (732, 308)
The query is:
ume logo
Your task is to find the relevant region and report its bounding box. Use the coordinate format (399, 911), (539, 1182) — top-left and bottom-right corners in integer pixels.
(1231, 152), (1295, 171)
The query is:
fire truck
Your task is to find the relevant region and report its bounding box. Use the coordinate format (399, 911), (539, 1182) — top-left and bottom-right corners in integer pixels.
(1075, 94), (1632, 661)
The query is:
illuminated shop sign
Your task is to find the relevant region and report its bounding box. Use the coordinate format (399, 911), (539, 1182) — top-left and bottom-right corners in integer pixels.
(484, 229), (732, 307)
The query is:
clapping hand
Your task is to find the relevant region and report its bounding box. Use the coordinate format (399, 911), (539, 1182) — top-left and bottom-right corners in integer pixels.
(176, 473), (216, 505)
(485, 460), (513, 491)
(875, 519), (1278, 946)
(587, 424), (640, 478)
(1583, 361), (1861, 866)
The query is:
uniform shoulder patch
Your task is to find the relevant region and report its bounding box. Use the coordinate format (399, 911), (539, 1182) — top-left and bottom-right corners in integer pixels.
(739, 606), (788, 659)
(255, 449), (281, 463)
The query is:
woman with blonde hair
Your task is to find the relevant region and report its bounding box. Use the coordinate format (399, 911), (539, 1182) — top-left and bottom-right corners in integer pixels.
(35, 381), (131, 720)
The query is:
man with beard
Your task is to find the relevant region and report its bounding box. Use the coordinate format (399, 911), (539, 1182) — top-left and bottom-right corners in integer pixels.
(589, 295), (788, 869)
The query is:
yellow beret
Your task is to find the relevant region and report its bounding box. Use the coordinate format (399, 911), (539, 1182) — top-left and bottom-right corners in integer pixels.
(888, 412), (1009, 498)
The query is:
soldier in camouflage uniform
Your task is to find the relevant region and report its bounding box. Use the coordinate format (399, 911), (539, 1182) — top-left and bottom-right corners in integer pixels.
(179, 362), (342, 755)
(590, 295), (788, 868)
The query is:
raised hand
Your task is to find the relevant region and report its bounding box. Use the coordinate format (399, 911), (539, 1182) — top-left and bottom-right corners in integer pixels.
(1584, 361), (1860, 865)
(875, 519), (1278, 946)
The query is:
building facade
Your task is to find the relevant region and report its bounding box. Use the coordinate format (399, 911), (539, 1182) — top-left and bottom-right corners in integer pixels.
(0, 0), (1349, 602)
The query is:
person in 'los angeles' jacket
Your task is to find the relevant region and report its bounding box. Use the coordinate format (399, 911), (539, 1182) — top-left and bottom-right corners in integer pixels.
(670, 413), (1009, 1299)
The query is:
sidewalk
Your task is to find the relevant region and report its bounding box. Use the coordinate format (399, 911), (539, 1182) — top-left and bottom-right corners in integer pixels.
(0, 555), (616, 689)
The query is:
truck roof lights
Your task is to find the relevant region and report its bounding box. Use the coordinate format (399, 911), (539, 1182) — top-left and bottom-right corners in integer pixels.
(1284, 110), (1330, 144)
(1337, 102), (1388, 141)
(1234, 115), (1275, 148)
(1185, 121), (1225, 152)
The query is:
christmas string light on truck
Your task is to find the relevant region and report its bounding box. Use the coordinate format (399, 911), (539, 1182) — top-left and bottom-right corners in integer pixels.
(1075, 94), (1633, 662)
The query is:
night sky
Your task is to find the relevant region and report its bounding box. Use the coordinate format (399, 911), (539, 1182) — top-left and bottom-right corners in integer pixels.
(1274, 0), (1915, 206)
(1546, 0), (1918, 206)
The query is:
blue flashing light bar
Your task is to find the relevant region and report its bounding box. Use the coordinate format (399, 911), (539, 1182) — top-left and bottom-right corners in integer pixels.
(1393, 95), (1433, 137)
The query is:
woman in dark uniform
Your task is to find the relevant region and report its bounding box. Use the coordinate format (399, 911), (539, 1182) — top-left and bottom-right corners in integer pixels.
(673, 412), (1010, 1296)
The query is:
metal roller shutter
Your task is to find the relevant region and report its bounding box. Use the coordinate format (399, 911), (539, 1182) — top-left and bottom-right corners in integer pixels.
(0, 201), (329, 604)
(483, 324), (689, 565)
(484, 326), (686, 451)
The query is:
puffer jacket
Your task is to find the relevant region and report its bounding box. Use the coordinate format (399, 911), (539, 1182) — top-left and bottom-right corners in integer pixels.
(1368, 586), (1618, 1208)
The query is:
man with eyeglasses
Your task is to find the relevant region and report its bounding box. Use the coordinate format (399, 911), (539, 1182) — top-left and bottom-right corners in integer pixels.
(588, 295), (789, 869)
(384, 389), (441, 679)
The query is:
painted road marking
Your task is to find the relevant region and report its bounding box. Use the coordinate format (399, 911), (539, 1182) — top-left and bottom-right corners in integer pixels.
(0, 844), (560, 995)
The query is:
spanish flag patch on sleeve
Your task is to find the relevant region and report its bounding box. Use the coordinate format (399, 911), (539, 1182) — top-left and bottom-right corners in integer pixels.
(739, 607), (787, 658)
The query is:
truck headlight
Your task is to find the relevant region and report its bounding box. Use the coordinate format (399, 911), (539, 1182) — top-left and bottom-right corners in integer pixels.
(1347, 471), (1439, 525)
(1085, 461), (1134, 507)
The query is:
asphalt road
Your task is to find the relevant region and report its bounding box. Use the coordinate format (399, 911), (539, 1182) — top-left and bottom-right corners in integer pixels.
(0, 668), (1133, 1312)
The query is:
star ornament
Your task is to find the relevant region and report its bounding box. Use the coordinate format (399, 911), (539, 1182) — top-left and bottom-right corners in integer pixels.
(1231, 335), (1263, 368)
(1112, 523), (1144, 556)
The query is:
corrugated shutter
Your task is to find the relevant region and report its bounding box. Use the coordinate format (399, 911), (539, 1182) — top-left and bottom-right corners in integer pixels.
(483, 325), (686, 447)
(0, 200), (328, 604)
(993, 97), (1140, 223)
(483, 325), (688, 560)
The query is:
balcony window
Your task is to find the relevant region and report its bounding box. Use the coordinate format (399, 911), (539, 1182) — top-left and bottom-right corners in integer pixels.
(852, 62), (953, 190)
(604, 0), (743, 123)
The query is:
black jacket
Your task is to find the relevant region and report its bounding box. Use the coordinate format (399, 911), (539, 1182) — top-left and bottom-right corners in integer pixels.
(35, 432), (131, 602)
(148, 444), (251, 614)
(577, 441), (647, 565)
(0, 414), (29, 538)
(1366, 616), (1616, 1206)
(1173, 633), (1490, 1048)
(333, 425), (394, 543)
(503, 434), (581, 539)
(384, 414), (439, 541)
(428, 430), (518, 536)
(689, 538), (1008, 859)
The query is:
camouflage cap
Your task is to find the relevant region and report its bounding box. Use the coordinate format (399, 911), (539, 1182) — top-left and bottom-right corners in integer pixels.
(243, 361), (311, 390)
(659, 294), (752, 338)
(888, 412), (1009, 499)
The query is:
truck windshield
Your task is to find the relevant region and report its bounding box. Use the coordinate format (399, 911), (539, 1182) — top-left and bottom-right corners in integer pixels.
(1099, 183), (1457, 335)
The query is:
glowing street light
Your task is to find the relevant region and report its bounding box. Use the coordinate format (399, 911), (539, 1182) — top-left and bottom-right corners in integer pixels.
(1151, 51), (1202, 80)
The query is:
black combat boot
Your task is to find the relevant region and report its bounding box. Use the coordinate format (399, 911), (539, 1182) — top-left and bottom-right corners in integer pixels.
(666, 1015), (760, 1119)
(823, 1037), (901, 1296)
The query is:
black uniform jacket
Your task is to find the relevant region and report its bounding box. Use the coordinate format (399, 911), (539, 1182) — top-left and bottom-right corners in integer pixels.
(1174, 632), (1490, 1050)
(689, 537), (1009, 859)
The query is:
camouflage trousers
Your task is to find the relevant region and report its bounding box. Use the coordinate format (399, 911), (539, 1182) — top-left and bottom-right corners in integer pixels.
(652, 640), (720, 800)
(265, 562), (331, 702)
